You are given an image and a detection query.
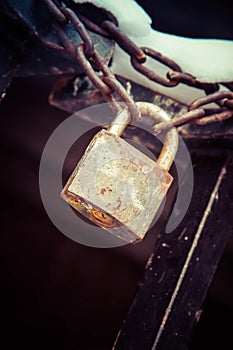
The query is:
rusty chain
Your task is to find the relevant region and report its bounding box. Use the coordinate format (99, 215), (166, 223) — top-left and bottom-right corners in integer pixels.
(43, 0), (233, 132)
(44, 0), (141, 123)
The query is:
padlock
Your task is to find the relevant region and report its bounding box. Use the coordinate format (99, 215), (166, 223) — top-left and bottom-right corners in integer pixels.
(61, 102), (179, 243)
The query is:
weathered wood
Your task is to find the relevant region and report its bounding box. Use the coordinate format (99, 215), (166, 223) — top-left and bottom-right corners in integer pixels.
(113, 155), (233, 350)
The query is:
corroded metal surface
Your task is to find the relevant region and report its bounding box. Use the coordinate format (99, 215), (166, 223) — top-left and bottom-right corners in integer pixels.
(60, 102), (178, 243)
(61, 129), (173, 243)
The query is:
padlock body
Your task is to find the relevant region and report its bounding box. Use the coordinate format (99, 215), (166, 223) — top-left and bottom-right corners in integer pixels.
(61, 129), (173, 243)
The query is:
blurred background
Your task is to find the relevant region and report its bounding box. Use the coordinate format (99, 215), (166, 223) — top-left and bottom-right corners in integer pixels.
(1, 1), (233, 349)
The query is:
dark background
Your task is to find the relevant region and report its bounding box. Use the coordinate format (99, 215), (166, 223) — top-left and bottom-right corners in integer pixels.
(1, 1), (233, 349)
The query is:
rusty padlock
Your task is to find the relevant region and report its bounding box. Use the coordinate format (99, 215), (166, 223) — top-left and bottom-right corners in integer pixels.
(61, 102), (179, 243)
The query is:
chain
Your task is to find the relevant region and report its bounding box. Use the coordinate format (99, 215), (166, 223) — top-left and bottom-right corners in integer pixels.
(43, 0), (233, 132)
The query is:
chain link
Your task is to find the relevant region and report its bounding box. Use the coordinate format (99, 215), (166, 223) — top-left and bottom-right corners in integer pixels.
(42, 0), (67, 23)
(43, 0), (233, 132)
(167, 71), (219, 93)
(61, 4), (94, 58)
(131, 47), (182, 87)
(102, 21), (146, 63)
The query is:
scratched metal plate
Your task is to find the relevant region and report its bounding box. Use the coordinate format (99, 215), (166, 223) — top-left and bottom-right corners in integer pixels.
(0, 1), (114, 77)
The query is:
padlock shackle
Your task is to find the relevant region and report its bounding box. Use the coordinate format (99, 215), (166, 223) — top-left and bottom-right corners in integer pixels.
(107, 102), (179, 172)
(136, 102), (179, 172)
(108, 108), (131, 136)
